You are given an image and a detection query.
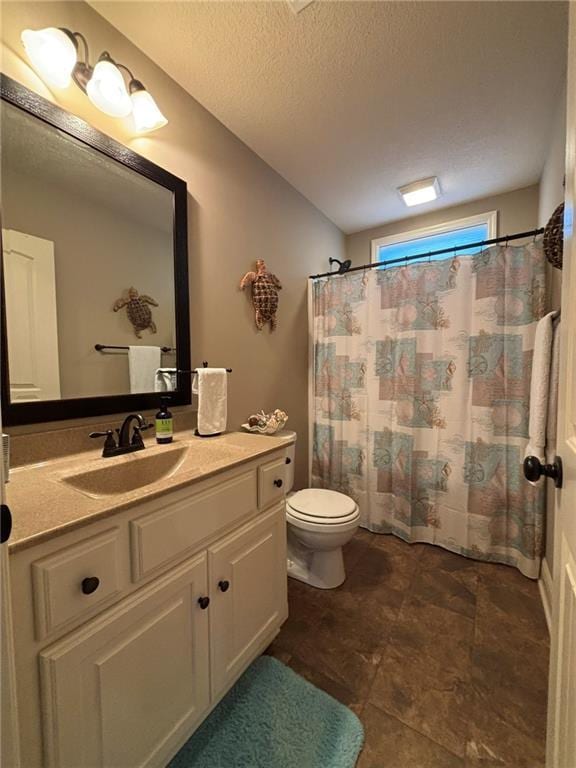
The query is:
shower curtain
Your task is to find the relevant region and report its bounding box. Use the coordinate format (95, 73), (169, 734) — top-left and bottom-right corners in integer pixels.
(311, 243), (546, 578)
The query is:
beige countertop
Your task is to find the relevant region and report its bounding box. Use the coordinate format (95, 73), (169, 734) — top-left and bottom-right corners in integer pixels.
(6, 430), (291, 553)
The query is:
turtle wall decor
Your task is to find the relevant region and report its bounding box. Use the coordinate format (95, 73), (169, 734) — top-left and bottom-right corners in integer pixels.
(113, 287), (159, 337)
(240, 259), (282, 331)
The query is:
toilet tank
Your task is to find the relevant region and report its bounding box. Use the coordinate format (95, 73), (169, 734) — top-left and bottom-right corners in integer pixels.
(275, 430), (296, 493)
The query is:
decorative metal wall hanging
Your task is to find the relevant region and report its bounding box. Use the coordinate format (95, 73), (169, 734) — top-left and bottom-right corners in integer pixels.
(113, 287), (159, 337)
(240, 259), (282, 331)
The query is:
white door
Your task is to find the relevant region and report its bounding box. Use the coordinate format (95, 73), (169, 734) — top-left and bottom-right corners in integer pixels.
(0, 403), (20, 767)
(547, 7), (576, 766)
(39, 554), (210, 768)
(208, 504), (287, 699)
(2, 229), (61, 402)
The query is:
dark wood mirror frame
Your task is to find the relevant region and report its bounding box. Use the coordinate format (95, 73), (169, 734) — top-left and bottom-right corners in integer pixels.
(0, 74), (191, 426)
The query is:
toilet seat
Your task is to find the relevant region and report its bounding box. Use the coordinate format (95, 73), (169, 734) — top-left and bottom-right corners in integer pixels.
(287, 488), (359, 526)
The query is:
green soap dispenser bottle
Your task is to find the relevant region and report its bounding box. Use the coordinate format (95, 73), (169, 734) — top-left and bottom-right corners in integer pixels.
(155, 397), (173, 444)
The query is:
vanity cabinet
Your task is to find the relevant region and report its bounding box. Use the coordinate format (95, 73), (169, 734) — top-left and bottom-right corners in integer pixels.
(9, 449), (288, 768)
(39, 554), (210, 768)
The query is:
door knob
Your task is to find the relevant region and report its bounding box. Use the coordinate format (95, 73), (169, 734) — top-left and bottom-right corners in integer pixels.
(81, 576), (100, 595)
(1, 504), (12, 544)
(274, 479), (283, 488)
(218, 580), (230, 592)
(523, 455), (563, 489)
(198, 596), (210, 610)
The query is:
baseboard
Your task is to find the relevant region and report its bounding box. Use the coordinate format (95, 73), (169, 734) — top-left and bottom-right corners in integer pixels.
(538, 556), (553, 634)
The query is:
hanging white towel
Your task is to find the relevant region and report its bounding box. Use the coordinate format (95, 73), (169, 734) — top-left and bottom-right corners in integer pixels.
(525, 311), (560, 477)
(129, 346), (161, 394)
(155, 368), (177, 392)
(192, 368), (227, 436)
(545, 315), (561, 463)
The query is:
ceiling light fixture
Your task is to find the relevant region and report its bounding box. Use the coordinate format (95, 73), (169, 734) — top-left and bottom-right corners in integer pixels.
(398, 177), (441, 207)
(21, 27), (168, 132)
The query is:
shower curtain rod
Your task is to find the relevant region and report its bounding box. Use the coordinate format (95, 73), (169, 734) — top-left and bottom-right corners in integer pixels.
(309, 227), (545, 280)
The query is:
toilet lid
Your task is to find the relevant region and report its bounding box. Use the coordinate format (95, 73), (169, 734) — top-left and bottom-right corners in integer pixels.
(287, 489), (357, 520)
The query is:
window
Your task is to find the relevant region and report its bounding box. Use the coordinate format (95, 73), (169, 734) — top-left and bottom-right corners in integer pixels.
(371, 211), (498, 266)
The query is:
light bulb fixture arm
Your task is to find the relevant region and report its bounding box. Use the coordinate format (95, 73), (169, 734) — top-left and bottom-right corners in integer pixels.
(115, 62), (147, 96)
(115, 61), (136, 83)
(71, 30), (90, 66)
(58, 28), (94, 92)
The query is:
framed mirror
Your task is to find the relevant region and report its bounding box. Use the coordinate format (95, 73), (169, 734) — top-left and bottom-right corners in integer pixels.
(0, 75), (191, 426)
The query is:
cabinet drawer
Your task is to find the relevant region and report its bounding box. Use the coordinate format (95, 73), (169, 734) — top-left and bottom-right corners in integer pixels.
(258, 458), (286, 509)
(131, 469), (257, 580)
(32, 528), (123, 640)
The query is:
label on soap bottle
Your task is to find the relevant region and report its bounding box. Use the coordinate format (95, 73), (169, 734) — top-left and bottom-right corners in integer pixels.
(156, 418), (173, 439)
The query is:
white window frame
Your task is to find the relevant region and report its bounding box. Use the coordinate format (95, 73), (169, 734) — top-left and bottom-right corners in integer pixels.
(370, 210), (498, 263)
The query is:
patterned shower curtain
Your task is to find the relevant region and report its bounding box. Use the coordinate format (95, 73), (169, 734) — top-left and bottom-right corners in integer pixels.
(311, 243), (546, 578)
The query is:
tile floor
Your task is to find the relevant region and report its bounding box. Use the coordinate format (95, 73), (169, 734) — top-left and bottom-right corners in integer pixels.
(265, 529), (550, 768)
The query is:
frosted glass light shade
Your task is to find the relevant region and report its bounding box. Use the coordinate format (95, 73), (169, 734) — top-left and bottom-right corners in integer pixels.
(87, 59), (132, 118)
(131, 88), (168, 132)
(21, 28), (77, 88)
(398, 177), (441, 207)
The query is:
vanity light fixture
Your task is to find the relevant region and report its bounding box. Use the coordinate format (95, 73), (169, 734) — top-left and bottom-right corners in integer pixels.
(398, 176), (441, 207)
(20, 27), (168, 132)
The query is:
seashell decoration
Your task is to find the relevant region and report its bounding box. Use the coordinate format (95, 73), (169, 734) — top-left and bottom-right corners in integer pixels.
(242, 409), (288, 435)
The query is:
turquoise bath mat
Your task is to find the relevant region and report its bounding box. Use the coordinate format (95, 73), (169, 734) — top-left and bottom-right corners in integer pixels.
(168, 656), (364, 768)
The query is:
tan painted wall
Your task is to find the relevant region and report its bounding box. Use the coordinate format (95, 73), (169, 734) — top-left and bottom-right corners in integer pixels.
(345, 185), (539, 266)
(2, 166), (175, 399)
(538, 85), (567, 580)
(0, 1), (345, 487)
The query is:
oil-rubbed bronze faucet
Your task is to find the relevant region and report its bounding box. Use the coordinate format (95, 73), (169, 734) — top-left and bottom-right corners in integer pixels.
(90, 414), (152, 458)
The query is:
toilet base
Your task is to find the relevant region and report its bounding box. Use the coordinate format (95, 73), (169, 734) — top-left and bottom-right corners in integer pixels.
(287, 546), (346, 590)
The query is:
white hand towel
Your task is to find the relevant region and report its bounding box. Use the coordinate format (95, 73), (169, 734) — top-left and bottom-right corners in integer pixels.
(155, 368), (177, 392)
(545, 316), (561, 464)
(192, 368), (227, 436)
(525, 311), (560, 478)
(129, 346), (161, 394)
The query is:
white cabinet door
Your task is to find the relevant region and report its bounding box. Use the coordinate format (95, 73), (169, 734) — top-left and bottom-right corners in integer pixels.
(208, 504), (287, 698)
(2, 229), (61, 402)
(39, 554), (210, 768)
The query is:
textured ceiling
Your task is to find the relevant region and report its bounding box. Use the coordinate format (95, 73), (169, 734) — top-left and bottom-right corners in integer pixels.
(91, 1), (568, 233)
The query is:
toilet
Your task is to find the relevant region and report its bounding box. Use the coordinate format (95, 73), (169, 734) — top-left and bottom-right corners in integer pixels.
(277, 431), (360, 589)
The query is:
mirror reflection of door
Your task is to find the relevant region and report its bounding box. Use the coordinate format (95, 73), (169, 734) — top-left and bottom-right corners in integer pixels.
(2, 229), (61, 402)
(0, 98), (176, 403)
